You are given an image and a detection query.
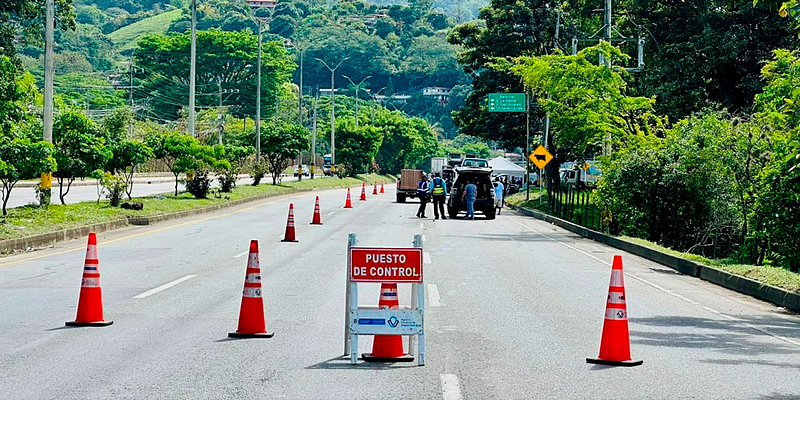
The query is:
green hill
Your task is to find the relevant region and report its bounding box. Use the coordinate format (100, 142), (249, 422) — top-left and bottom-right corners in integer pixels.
(108, 8), (183, 51)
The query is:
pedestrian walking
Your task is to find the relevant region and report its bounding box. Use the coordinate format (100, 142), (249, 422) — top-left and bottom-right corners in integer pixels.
(462, 180), (477, 220)
(416, 174), (430, 218)
(493, 181), (504, 215)
(430, 172), (448, 220)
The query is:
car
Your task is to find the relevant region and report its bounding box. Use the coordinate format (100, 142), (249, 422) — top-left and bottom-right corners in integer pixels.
(447, 167), (496, 219)
(461, 158), (489, 168)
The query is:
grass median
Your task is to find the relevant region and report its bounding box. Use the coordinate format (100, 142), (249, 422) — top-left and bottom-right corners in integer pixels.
(0, 174), (394, 242)
(507, 192), (800, 293)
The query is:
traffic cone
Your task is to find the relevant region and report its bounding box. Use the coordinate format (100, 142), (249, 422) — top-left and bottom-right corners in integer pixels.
(229, 240), (273, 338)
(586, 255), (642, 366)
(66, 233), (113, 327)
(360, 183), (367, 201)
(311, 196), (323, 225)
(344, 188), (353, 208)
(282, 203), (299, 242)
(372, 183), (378, 195)
(362, 283), (414, 362)
(380, 182), (385, 194)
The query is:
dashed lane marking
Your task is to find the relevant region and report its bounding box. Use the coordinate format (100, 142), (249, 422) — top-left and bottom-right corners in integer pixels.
(327, 211), (335, 216)
(233, 251), (249, 258)
(423, 252), (431, 264)
(440, 374), (462, 400)
(508, 216), (800, 349)
(427, 283), (441, 307)
(419, 222), (424, 229)
(134, 275), (197, 299)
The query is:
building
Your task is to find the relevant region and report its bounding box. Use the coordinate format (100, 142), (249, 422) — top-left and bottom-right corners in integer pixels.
(422, 86), (451, 105)
(246, 0), (277, 12)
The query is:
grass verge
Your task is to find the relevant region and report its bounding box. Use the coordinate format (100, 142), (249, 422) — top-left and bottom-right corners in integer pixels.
(507, 192), (800, 293)
(0, 174), (393, 242)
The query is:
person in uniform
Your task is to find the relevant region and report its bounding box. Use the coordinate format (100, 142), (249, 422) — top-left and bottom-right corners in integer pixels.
(416, 174), (430, 218)
(430, 172), (448, 220)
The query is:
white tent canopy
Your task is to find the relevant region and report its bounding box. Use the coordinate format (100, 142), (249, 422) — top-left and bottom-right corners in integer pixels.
(488, 157), (525, 178)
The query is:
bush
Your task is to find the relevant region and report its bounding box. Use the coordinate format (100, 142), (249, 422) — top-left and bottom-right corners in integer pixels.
(250, 160), (267, 186)
(185, 169), (212, 198)
(99, 172), (127, 207)
(218, 165), (238, 192)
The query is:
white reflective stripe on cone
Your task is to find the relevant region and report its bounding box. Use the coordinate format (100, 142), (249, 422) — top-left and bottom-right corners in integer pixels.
(86, 245), (98, 260)
(247, 254), (259, 268)
(609, 269), (624, 288)
(243, 287), (263, 298)
(82, 277), (101, 288)
(607, 291), (626, 304)
(604, 308), (628, 320)
(245, 273), (261, 284)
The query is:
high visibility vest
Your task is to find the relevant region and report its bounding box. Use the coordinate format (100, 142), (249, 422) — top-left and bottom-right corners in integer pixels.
(432, 178), (445, 196)
(417, 180), (429, 194)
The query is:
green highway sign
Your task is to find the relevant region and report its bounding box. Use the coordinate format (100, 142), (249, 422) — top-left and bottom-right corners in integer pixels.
(487, 93), (526, 112)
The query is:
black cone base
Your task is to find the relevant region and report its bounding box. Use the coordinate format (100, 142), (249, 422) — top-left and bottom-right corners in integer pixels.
(281, 239), (299, 243)
(586, 358), (643, 367)
(66, 320), (114, 327)
(361, 354), (415, 363)
(228, 332), (274, 339)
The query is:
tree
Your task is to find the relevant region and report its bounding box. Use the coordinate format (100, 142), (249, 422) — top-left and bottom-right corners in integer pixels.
(251, 120), (309, 185)
(0, 139), (57, 215)
(52, 112), (111, 204)
(0, 0), (75, 58)
(335, 118), (382, 176)
(148, 131), (201, 196)
(106, 140), (153, 199)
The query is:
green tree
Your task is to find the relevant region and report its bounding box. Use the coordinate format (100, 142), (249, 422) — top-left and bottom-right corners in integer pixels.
(52, 112), (111, 204)
(1, 0), (75, 57)
(0, 139), (57, 215)
(148, 131), (202, 196)
(107, 140), (153, 199)
(335, 118), (382, 176)
(250, 120), (309, 185)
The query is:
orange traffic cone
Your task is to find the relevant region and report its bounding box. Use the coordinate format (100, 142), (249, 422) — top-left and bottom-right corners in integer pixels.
(229, 240), (273, 338)
(360, 183), (367, 201)
(344, 188), (353, 208)
(282, 203), (299, 242)
(66, 233), (113, 327)
(380, 182), (385, 194)
(362, 283), (414, 362)
(311, 196), (323, 225)
(372, 183), (378, 195)
(586, 255), (642, 366)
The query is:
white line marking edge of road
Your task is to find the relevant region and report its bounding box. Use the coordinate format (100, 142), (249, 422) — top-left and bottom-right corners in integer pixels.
(427, 283), (441, 307)
(134, 274), (198, 299)
(440, 374), (462, 400)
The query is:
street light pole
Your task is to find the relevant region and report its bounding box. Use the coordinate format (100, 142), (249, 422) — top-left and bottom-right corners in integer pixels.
(255, 19), (263, 161)
(342, 75), (371, 128)
(188, 0), (197, 137)
(369, 86), (386, 124)
(315, 57), (349, 166)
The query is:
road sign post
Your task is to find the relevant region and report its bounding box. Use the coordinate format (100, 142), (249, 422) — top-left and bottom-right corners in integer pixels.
(345, 235), (426, 365)
(530, 145), (554, 205)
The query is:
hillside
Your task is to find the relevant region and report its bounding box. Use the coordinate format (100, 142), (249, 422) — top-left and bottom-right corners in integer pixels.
(108, 8), (184, 51)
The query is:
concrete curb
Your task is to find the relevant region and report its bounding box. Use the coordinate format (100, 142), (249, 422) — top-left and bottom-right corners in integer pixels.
(508, 203), (800, 312)
(1, 177), (392, 254)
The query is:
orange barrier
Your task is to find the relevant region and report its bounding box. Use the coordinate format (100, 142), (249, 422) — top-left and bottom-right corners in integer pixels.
(229, 240), (273, 338)
(372, 183), (378, 195)
(360, 183), (367, 201)
(282, 203), (299, 242)
(311, 196), (323, 225)
(344, 188), (353, 208)
(66, 233), (113, 327)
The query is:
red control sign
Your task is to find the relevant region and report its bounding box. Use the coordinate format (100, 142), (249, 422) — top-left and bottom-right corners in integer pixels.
(349, 247), (423, 283)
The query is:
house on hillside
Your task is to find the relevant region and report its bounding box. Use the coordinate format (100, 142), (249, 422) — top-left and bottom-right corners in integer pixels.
(422, 86), (451, 105)
(246, 0), (277, 12)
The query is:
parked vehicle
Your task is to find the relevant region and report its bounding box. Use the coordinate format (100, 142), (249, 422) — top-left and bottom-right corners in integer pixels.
(461, 158), (489, 168)
(447, 167), (496, 219)
(323, 154), (332, 176)
(430, 157), (447, 176)
(559, 161), (602, 188)
(396, 169), (423, 203)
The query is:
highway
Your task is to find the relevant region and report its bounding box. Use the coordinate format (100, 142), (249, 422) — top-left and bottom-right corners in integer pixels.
(1, 184), (799, 399)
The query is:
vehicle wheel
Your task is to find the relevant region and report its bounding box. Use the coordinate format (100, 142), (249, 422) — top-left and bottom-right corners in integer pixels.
(397, 194), (406, 203)
(484, 208), (496, 220)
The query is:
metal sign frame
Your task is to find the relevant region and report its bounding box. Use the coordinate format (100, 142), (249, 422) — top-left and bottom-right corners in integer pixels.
(344, 233), (426, 366)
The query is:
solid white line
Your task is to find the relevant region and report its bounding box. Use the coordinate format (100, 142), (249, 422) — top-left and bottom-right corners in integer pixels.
(134, 275), (197, 299)
(427, 283), (441, 307)
(423, 252), (431, 264)
(440, 374), (462, 400)
(232, 250), (248, 258)
(508, 216), (800, 349)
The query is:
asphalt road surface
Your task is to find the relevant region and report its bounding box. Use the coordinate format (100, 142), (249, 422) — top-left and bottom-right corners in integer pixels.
(1, 184), (799, 399)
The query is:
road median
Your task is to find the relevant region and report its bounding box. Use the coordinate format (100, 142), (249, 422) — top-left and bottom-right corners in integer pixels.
(507, 202), (800, 313)
(1, 174), (394, 254)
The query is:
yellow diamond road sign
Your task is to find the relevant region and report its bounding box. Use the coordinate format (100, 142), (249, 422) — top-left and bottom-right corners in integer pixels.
(529, 145), (553, 170)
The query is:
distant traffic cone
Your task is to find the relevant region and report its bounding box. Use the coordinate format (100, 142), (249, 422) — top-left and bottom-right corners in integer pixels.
(66, 233), (113, 327)
(372, 183), (378, 195)
(360, 183), (367, 201)
(229, 240), (273, 338)
(344, 188), (353, 208)
(311, 196), (323, 225)
(586, 255), (642, 366)
(379, 182), (385, 194)
(362, 283), (414, 362)
(281, 203), (299, 242)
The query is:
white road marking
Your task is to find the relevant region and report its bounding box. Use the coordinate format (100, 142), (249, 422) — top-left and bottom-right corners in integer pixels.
(233, 250), (248, 258)
(440, 374), (462, 400)
(508, 216), (800, 349)
(427, 283), (441, 307)
(327, 211), (335, 216)
(423, 252), (431, 264)
(422, 235), (427, 242)
(134, 275), (197, 299)
(419, 222), (424, 229)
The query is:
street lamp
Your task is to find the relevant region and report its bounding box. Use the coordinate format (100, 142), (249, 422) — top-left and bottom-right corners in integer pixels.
(368, 86), (386, 124)
(342, 74), (371, 127)
(248, 14), (271, 162)
(314, 57), (349, 166)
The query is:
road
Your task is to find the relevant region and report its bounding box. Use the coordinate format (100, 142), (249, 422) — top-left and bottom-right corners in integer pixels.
(1, 184), (799, 399)
(5, 175), (298, 208)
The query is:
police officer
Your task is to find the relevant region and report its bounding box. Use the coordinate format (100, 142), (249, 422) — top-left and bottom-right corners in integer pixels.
(429, 172), (448, 220)
(416, 174), (430, 218)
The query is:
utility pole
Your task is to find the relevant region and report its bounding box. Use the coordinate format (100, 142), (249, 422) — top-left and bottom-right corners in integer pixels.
(297, 46), (307, 125)
(129, 54), (135, 137)
(311, 91), (318, 179)
(342, 75), (371, 128)
(218, 80), (224, 146)
(315, 57), (349, 166)
(255, 19), (263, 161)
(41, 0), (55, 206)
(188, 0), (197, 137)
(525, 93), (531, 201)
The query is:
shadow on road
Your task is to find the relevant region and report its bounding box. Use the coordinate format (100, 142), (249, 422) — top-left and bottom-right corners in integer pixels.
(305, 356), (417, 370)
(629, 315), (800, 356)
(758, 392), (800, 400)
(445, 233), (551, 242)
